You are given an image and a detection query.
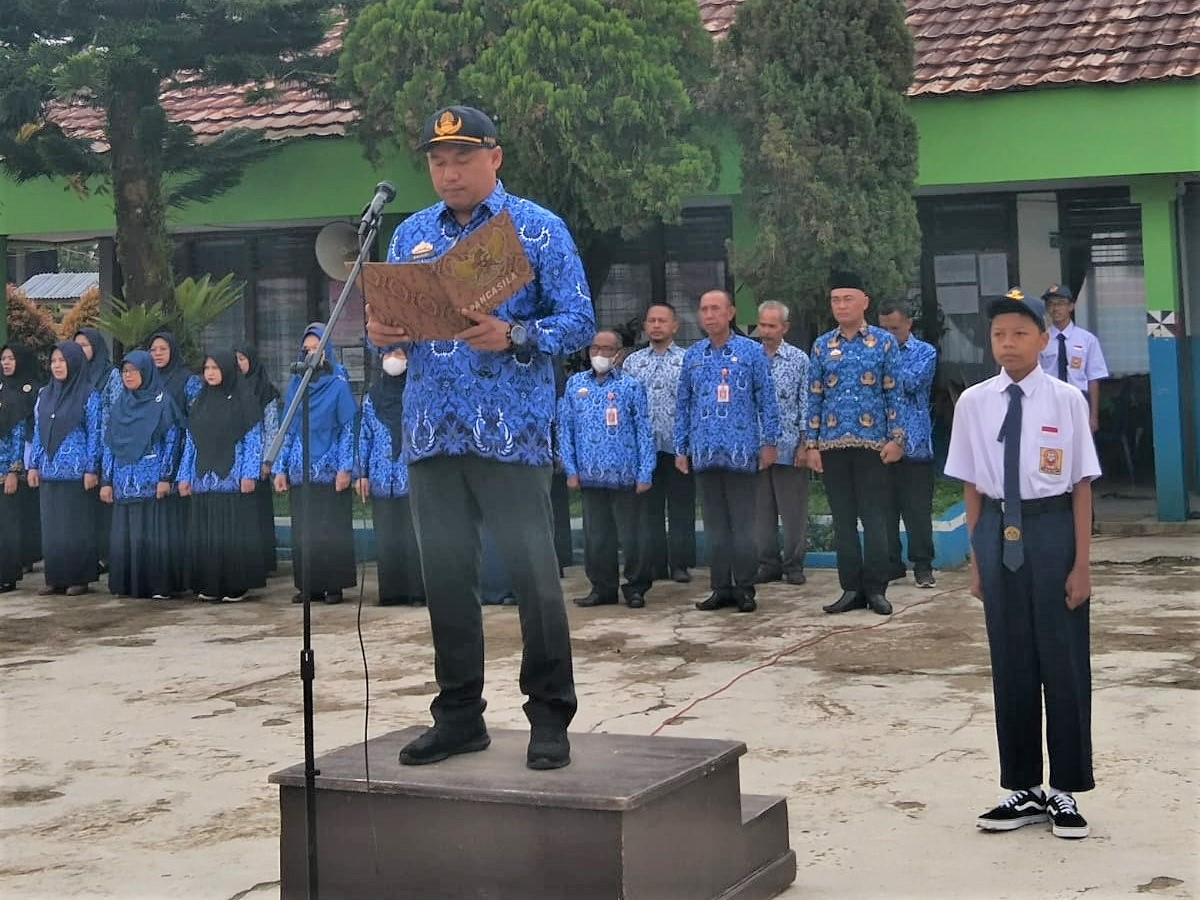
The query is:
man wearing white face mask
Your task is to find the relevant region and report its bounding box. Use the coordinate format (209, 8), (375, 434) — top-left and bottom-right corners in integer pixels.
(356, 349), (426, 607)
(556, 330), (656, 608)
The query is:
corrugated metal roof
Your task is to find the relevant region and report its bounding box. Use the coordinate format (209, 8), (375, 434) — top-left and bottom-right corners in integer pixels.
(19, 272), (100, 301)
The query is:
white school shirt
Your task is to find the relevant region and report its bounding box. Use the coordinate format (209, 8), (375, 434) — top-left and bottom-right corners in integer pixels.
(1039, 322), (1109, 393)
(945, 365), (1101, 501)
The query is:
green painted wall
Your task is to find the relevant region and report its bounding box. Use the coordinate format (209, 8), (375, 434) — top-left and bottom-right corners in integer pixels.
(912, 80), (1200, 188)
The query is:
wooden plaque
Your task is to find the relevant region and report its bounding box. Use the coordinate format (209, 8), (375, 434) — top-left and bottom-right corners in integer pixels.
(358, 211), (534, 340)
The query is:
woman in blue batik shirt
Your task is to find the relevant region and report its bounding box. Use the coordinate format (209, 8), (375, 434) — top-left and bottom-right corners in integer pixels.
(74, 327), (123, 574)
(356, 348), (425, 606)
(1, 344), (43, 583)
(27, 341), (102, 596)
(235, 343), (281, 576)
(146, 330), (202, 594)
(273, 324), (357, 604)
(178, 351), (266, 602)
(100, 351), (185, 600)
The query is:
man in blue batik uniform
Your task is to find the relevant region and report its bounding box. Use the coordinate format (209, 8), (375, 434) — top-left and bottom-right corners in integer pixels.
(675, 289), (780, 613)
(806, 272), (904, 616)
(558, 330), (655, 609)
(878, 299), (939, 588)
(367, 105), (594, 771)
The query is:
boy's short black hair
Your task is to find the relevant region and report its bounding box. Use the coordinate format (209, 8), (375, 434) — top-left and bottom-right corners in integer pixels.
(987, 288), (1047, 332)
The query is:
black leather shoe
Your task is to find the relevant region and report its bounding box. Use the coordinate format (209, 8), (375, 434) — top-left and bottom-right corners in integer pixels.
(0, 582), (16, 593)
(670, 567), (692, 584)
(823, 591), (867, 614)
(753, 567), (782, 584)
(783, 571), (807, 586)
(865, 593), (893, 615)
(625, 592), (645, 609)
(573, 592), (618, 607)
(527, 726), (571, 770)
(399, 722), (491, 766)
(695, 592), (732, 611)
(735, 593), (757, 613)
(324, 590), (344, 605)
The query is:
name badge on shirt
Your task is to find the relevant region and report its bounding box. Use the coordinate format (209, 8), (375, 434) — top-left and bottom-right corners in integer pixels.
(606, 406), (619, 427)
(1039, 447), (1063, 476)
(716, 383), (730, 403)
(1070, 356), (1083, 369)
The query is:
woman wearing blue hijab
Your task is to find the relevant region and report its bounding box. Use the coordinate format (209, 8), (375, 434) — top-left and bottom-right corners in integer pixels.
(27, 341), (103, 595)
(100, 351), (185, 599)
(272, 324), (357, 604)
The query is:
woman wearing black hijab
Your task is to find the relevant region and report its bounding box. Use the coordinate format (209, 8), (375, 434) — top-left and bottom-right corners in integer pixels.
(235, 343), (281, 575)
(74, 327), (122, 574)
(100, 351), (186, 599)
(356, 348), (425, 606)
(0, 344), (40, 591)
(27, 341), (103, 595)
(178, 351), (267, 602)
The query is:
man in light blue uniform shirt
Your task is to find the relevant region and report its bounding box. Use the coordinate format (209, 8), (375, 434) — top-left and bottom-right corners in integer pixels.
(558, 330), (656, 609)
(622, 302), (695, 583)
(753, 301), (811, 586)
(878, 299), (939, 588)
(676, 289), (780, 613)
(367, 105), (594, 772)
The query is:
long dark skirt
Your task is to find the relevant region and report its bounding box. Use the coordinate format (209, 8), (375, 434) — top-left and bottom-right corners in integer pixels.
(255, 477), (278, 574)
(0, 487), (23, 584)
(187, 492), (266, 598)
(40, 480), (98, 588)
(109, 498), (175, 598)
(371, 495), (424, 603)
(19, 482), (42, 568)
(160, 494), (190, 593)
(290, 482), (356, 594)
(94, 490), (112, 565)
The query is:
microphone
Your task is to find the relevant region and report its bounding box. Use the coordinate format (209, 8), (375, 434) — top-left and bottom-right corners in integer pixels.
(359, 180), (397, 234)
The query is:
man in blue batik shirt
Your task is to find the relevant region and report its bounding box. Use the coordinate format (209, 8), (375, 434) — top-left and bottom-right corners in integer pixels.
(806, 272), (905, 617)
(878, 299), (939, 588)
(558, 330), (656, 609)
(752, 301), (811, 586)
(676, 289), (780, 613)
(622, 302), (696, 584)
(366, 105), (594, 772)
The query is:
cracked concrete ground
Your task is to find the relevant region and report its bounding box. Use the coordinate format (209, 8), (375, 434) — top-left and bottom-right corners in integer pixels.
(1, 534), (1196, 900)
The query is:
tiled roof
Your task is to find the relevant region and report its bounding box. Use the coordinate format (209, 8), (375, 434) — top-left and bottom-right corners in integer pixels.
(702, 0), (1200, 94)
(48, 2), (1200, 144)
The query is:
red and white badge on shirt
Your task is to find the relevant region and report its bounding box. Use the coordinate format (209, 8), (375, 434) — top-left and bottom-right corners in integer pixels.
(717, 368), (730, 403)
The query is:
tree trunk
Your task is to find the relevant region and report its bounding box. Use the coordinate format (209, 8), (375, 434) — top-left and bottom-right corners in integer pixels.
(106, 63), (175, 310)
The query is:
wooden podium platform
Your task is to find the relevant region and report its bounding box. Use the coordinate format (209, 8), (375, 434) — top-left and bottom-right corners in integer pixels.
(269, 727), (796, 900)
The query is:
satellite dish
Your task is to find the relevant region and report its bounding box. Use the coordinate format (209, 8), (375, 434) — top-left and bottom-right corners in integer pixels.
(315, 222), (360, 281)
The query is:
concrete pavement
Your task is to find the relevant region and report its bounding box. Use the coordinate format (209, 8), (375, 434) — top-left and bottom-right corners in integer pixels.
(0, 535), (1196, 899)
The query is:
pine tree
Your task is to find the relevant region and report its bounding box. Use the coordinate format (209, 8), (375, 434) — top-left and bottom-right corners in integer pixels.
(720, 0), (921, 325)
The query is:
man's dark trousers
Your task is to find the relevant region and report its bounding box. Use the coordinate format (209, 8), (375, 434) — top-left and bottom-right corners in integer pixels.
(887, 457), (935, 574)
(822, 447), (893, 595)
(696, 469), (758, 597)
(408, 455), (577, 730)
(754, 463), (810, 578)
(643, 451), (696, 577)
(973, 501), (1093, 792)
(581, 487), (652, 601)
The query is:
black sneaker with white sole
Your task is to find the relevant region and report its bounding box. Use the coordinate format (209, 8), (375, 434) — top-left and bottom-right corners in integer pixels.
(977, 789), (1048, 831)
(915, 567), (936, 588)
(1046, 793), (1090, 839)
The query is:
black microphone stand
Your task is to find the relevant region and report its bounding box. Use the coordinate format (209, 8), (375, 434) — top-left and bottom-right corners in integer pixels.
(263, 186), (390, 900)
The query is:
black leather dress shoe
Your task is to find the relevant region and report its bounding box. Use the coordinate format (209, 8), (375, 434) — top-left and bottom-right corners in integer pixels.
(753, 567), (782, 584)
(735, 592), (757, 613)
(783, 571), (807, 585)
(695, 592), (732, 611)
(0, 582), (16, 593)
(625, 592), (646, 609)
(324, 590), (344, 605)
(670, 567), (692, 583)
(527, 726), (571, 770)
(399, 722), (491, 766)
(573, 592), (618, 607)
(865, 593), (893, 615)
(823, 591), (867, 614)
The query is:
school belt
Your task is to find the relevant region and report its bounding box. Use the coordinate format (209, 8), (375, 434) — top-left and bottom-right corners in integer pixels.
(985, 494), (1072, 516)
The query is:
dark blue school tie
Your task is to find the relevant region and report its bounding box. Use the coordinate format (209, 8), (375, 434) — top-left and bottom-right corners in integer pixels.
(1056, 333), (1068, 382)
(999, 383), (1024, 571)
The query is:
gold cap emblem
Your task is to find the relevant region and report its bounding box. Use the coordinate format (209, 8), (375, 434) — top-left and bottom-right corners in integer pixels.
(1005, 287), (1024, 300)
(434, 110), (463, 137)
